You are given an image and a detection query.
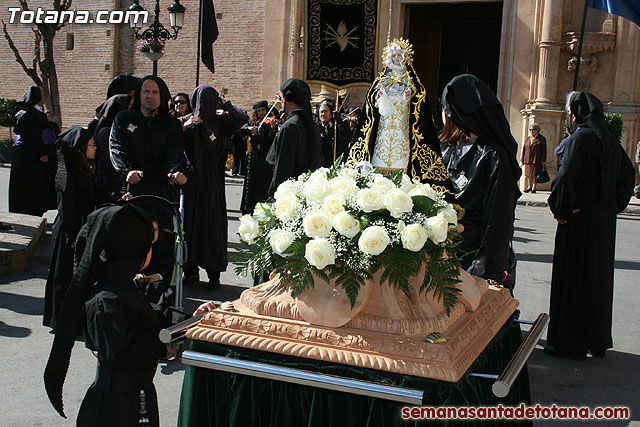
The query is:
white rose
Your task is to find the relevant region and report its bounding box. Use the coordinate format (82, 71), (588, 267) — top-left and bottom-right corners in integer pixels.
(274, 192), (299, 221)
(332, 211), (361, 239)
(356, 188), (384, 212)
(302, 209), (332, 238)
(408, 183), (439, 201)
(238, 215), (260, 244)
(358, 226), (391, 256)
(304, 238), (336, 270)
(440, 204), (458, 226)
(329, 176), (357, 198)
(322, 193), (345, 217)
(426, 212), (449, 244)
(401, 223), (429, 252)
(310, 167), (330, 180)
(274, 180), (295, 200)
(269, 229), (296, 256)
(384, 188), (414, 218)
(400, 174), (414, 193)
(303, 176), (330, 203)
(371, 174), (395, 193)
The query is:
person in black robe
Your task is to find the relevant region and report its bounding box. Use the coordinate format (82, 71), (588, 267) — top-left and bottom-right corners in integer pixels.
(94, 94), (131, 204)
(180, 85), (249, 288)
(440, 74), (522, 290)
(44, 202), (174, 426)
(545, 91), (635, 360)
(315, 99), (351, 167)
(43, 127), (97, 329)
(109, 75), (187, 201)
(43, 111), (61, 210)
(239, 100), (278, 214)
(8, 86), (50, 216)
(266, 78), (322, 195)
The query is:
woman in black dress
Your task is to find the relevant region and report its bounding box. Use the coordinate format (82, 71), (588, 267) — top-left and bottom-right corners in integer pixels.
(43, 127), (96, 329)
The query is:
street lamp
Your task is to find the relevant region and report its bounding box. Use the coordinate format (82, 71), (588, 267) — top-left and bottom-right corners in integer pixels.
(129, 0), (186, 76)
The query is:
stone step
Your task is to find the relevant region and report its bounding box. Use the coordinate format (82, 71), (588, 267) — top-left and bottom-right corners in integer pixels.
(0, 212), (47, 276)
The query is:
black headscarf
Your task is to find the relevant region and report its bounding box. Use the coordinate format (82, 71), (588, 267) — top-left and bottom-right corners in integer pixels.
(106, 73), (140, 99)
(253, 100), (268, 110)
(44, 203), (155, 418)
(279, 78), (321, 167)
(55, 126), (93, 191)
(568, 91), (620, 202)
(131, 75), (172, 116)
(189, 84), (220, 130)
(16, 86), (42, 111)
(442, 74), (522, 183)
(94, 94), (131, 136)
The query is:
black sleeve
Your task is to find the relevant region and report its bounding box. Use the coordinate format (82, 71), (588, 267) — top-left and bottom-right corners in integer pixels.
(85, 295), (166, 371)
(219, 102), (250, 139)
(165, 118), (188, 174)
(467, 151), (516, 281)
(109, 111), (133, 174)
(16, 111), (47, 157)
(60, 174), (82, 244)
(548, 136), (585, 220)
(267, 124), (297, 196)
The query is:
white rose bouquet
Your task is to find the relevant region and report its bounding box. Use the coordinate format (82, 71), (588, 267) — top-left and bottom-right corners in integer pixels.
(234, 157), (463, 313)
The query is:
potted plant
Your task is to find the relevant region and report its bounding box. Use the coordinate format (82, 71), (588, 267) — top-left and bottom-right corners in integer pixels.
(234, 157), (463, 317)
(137, 39), (165, 61)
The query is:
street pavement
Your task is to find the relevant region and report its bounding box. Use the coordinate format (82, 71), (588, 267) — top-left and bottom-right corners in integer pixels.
(0, 166), (638, 426)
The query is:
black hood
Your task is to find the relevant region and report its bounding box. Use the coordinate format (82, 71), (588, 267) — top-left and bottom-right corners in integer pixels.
(442, 74), (522, 183)
(131, 75), (172, 116)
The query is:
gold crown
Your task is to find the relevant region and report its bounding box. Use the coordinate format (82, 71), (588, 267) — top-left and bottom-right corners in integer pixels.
(383, 38), (414, 66)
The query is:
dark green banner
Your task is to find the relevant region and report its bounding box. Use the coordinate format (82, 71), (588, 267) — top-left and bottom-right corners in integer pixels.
(305, 0), (379, 89)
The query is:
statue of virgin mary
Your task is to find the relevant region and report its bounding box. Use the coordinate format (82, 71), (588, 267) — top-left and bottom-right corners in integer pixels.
(348, 38), (452, 195)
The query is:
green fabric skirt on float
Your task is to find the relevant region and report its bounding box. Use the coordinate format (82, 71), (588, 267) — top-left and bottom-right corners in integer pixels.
(178, 314), (531, 427)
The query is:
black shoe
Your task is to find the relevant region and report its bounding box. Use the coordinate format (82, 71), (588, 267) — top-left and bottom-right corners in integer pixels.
(206, 271), (221, 290)
(531, 189), (536, 194)
(524, 189), (531, 193)
(589, 349), (606, 358)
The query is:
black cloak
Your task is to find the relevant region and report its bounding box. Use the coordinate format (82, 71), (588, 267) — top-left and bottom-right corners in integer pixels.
(546, 91), (635, 358)
(106, 73), (140, 99)
(44, 127), (96, 329)
(44, 203), (165, 425)
(182, 84), (249, 273)
(109, 75), (187, 200)
(9, 86), (50, 216)
(266, 78), (322, 195)
(239, 104), (278, 214)
(94, 94), (130, 204)
(347, 48), (453, 195)
(440, 74), (521, 285)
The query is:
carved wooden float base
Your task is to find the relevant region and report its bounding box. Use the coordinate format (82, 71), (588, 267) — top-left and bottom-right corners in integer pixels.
(187, 285), (518, 383)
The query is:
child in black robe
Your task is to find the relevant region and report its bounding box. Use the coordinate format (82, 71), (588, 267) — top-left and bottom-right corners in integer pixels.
(44, 203), (175, 426)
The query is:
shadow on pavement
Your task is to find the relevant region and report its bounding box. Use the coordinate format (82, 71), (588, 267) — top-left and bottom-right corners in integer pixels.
(0, 290), (44, 316)
(0, 319), (31, 338)
(528, 342), (639, 425)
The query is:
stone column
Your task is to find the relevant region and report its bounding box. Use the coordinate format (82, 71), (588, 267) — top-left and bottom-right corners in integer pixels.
(535, 0), (563, 105)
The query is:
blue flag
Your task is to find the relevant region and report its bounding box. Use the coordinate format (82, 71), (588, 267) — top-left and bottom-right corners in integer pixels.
(588, 0), (640, 27)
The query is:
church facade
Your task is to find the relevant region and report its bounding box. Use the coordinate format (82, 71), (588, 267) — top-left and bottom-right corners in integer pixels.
(1, 0), (638, 186)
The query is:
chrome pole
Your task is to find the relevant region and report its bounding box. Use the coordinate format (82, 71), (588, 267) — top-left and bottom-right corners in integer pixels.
(182, 351), (424, 404)
(492, 313), (549, 398)
(159, 313), (205, 343)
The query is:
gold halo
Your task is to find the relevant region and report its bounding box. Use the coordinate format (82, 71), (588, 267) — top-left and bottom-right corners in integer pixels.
(383, 38), (414, 67)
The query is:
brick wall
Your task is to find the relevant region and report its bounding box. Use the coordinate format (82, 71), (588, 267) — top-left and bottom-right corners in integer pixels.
(0, 0), (266, 135)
